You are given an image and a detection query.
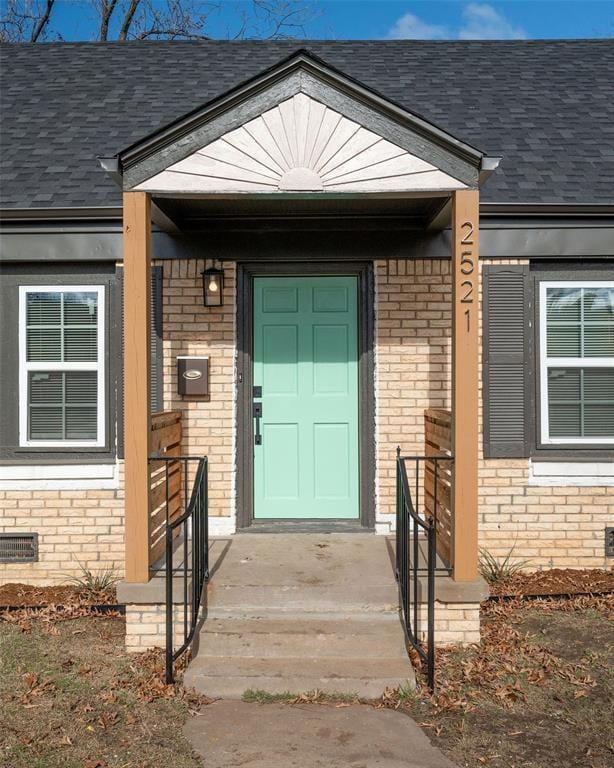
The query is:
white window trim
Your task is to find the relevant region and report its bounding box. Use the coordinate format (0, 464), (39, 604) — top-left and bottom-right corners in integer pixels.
(529, 460), (614, 487)
(18, 285), (106, 448)
(0, 463), (119, 490)
(539, 280), (614, 445)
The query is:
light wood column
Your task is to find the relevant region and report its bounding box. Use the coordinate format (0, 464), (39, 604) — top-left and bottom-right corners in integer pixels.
(451, 189), (479, 581)
(123, 191), (151, 583)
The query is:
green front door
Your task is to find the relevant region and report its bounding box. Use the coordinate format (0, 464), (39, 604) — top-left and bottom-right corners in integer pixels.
(253, 276), (359, 519)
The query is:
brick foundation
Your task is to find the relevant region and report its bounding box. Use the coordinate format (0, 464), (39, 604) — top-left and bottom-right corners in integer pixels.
(415, 601), (482, 646)
(125, 602), (187, 652)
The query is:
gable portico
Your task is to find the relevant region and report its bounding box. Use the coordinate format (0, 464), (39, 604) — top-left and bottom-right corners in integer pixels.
(115, 51), (494, 587)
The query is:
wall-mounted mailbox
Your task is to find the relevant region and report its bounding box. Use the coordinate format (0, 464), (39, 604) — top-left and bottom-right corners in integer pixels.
(177, 356), (209, 397)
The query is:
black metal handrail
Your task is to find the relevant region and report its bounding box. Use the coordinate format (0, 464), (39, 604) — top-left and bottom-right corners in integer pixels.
(149, 454), (209, 684)
(396, 448), (452, 692)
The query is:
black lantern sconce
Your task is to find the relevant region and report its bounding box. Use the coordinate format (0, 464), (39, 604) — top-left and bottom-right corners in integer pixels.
(201, 261), (224, 307)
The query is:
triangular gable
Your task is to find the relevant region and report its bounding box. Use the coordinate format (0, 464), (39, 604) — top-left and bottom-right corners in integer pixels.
(121, 51), (484, 195)
(134, 93), (466, 194)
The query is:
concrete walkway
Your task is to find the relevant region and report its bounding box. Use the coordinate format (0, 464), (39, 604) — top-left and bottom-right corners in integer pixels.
(185, 700), (457, 768)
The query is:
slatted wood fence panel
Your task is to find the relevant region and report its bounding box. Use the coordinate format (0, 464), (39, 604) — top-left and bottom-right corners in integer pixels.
(424, 408), (453, 568)
(149, 411), (182, 567)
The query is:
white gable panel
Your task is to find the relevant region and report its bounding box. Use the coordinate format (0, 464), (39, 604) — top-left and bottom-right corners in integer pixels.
(324, 169), (465, 193)
(137, 170), (277, 193)
(135, 93), (467, 194)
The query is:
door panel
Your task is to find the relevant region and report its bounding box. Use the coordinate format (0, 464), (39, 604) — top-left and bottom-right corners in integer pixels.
(253, 276), (359, 519)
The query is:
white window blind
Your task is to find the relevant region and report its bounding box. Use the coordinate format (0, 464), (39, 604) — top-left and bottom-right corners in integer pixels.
(540, 282), (614, 444)
(19, 287), (105, 447)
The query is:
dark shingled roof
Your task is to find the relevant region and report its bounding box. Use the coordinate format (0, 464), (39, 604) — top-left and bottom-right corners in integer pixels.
(1, 39), (613, 210)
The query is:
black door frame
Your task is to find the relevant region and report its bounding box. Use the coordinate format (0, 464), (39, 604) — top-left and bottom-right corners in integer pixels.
(236, 261), (375, 530)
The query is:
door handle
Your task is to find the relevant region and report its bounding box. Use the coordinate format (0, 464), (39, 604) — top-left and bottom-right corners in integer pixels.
(253, 402), (262, 445)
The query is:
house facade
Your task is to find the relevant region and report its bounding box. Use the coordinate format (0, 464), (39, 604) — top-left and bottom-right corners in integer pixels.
(0, 40), (613, 650)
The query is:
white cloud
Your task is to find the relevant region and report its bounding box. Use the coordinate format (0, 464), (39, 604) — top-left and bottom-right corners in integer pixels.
(387, 4), (526, 41)
(387, 12), (447, 40)
(458, 3), (527, 39)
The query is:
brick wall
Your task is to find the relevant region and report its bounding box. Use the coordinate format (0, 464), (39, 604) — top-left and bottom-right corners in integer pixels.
(375, 257), (612, 569)
(159, 259), (236, 526)
(477, 260), (612, 569)
(0, 463), (125, 586)
(2, 255), (610, 589)
(375, 258), (452, 529)
(125, 602), (186, 652)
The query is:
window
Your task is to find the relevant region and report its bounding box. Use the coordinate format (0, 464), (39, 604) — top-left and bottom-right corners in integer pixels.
(19, 286), (105, 447)
(539, 281), (614, 444)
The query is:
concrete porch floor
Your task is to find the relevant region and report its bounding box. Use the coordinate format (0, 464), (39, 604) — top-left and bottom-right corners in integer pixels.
(185, 533), (416, 698)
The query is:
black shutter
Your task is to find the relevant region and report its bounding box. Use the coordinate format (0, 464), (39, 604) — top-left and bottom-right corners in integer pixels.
(483, 265), (530, 458)
(117, 265), (164, 459)
(150, 266), (164, 414)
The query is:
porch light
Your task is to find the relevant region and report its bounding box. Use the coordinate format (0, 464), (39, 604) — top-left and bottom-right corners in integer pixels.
(201, 262), (224, 307)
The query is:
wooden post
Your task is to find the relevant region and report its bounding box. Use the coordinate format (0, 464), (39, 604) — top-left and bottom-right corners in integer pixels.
(451, 189), (479, 581)
(123, 191), (151, 583)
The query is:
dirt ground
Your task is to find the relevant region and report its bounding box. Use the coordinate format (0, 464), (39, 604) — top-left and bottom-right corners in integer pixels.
(0, 612), (203, 768)
(489, 568), (614, 597)
(0, 582), (117, 607)
(1, 590), (612, 768)
(401, 595), (614, 768)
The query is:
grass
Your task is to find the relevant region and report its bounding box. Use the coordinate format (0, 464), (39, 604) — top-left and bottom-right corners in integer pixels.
(0, 612), (202, 768)
(2, 593), (611, 767)
(242, 688), (296, 703)
(396, 680), (418, 704)
(242, 688), (360, 704)
(398, 595), (614, 768)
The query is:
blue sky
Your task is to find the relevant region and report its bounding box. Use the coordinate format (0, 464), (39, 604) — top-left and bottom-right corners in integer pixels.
(307, 1), (614, 40)
(22, 1), (614, 41)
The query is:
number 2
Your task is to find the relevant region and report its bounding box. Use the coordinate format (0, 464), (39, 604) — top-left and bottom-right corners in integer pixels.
(461, 221), (474, 245)
(460, 280), (473, 303)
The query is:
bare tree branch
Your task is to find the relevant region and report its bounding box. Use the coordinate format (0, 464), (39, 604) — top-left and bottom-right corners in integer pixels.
(30, 0), (55, 41)
(97, 0), (119, 41)
(0, 0), (316, 42)
(118, 0), (140, 40)
(0, 0), (59, 42)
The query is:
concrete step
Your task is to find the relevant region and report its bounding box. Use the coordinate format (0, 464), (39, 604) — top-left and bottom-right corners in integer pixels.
(206, 584), (399, 616)
(184, 655), (415, 699)
(184, 535), (415, 700)
(195, 617), (408, 659)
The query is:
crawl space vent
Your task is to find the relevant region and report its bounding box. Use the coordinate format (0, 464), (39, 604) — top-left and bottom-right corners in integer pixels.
(0, 533), (39, 563)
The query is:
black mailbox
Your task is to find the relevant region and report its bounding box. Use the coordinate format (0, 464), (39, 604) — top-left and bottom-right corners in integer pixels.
(177, 356), (209, 397)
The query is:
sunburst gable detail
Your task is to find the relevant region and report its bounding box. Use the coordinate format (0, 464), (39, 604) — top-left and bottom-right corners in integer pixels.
(135, 93), (467, 194)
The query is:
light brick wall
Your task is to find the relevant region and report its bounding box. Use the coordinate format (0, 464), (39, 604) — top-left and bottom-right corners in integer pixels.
(416, 601), (481, 646)
(375, 257), (612, 569)
(3, 255), (610, 590)
(0, 462), (125, 586)
(477, 259), (612, 569)
(159, 259), (236, 524)
(125, 602), (187, 652)
(375, 258), (452, 528)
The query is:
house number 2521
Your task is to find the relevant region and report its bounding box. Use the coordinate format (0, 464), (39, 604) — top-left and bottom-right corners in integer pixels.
(459, 220), (475, 331)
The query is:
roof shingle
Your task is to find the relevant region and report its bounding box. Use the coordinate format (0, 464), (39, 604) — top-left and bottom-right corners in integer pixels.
(1, 39), (613, 209)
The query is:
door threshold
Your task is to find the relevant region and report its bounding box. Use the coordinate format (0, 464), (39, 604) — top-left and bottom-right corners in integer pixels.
(241, 519), (372, 534)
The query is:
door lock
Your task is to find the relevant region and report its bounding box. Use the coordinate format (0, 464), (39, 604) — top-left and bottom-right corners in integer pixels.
(253, 401), (263, 445)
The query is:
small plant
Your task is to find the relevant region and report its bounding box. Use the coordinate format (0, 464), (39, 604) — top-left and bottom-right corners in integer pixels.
(63, 562), (120, 599)
(479, 545), (531, 584)
(397, 681), (418, 703)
